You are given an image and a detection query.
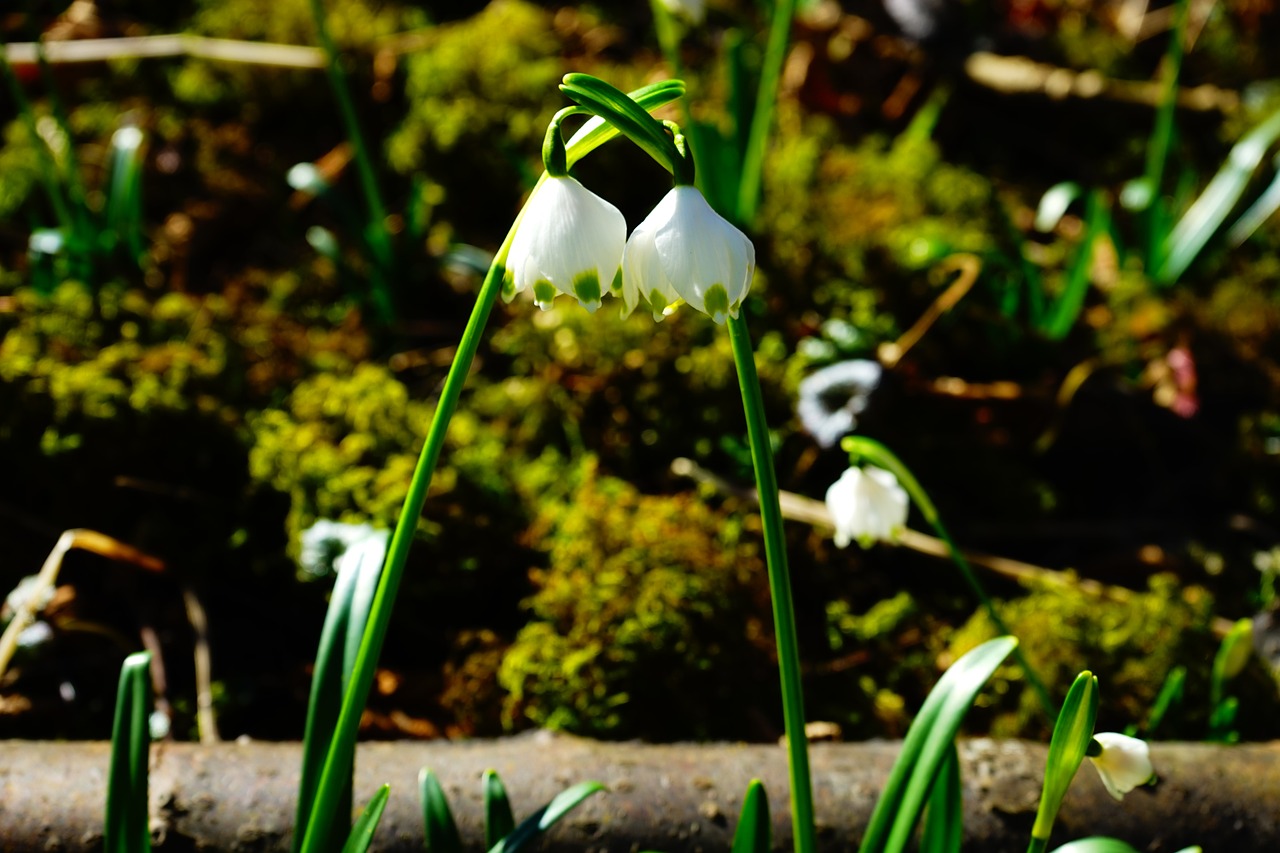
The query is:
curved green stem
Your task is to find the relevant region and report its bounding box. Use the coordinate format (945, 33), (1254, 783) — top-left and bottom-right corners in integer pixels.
(727, 314), (816, 853)
(841, 436), (1056, 722)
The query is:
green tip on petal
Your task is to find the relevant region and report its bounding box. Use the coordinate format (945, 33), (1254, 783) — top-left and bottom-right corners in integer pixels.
(500, 268), (516, 303)
(533, 280), (557, 310)
(648, 289), (669, 322)
(609, 268), (623, 294)
(702, 284), (731, 325)
(573, 270), (602, 312)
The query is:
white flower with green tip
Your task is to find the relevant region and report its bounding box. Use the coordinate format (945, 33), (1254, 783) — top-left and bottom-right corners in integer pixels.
(621, 185), (755, 323)
(825, 465), (909, 548)
(506, 175), (626, 313)
(1088, 733), (1155, 800)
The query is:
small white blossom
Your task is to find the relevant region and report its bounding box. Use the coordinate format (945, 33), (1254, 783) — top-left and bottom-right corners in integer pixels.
(1088, 733), (1155, 801)
(825, 465), (909, 548)
(507, 176), (626, 312)
(621, 186), (755, 323)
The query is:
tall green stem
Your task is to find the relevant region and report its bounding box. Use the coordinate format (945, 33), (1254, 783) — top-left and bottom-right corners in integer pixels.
(727, 313), (816, 853)
(842, 437), (1056, 722)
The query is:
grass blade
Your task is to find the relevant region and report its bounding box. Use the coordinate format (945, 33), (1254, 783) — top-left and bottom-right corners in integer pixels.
(858, 636), (1017, 853)
(419, 768), (462, 853)
(1226, 153), (1280, 246)
(484, 770), (516, 849)
(489, 781), (606, 853)
(105, 125), (146, 265)
(1157, 104), (1280, 284)
(340, 784), (390, 853)
(105, 651), (152, 853)
(294, 527), (388, 853)
(731, 780), (770, 853)
(1044, 190), (1110, 340)
(920, 741), (962, 853)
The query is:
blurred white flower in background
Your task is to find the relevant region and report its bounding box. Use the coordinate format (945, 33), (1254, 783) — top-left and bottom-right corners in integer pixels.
(796, 360), (882, 448)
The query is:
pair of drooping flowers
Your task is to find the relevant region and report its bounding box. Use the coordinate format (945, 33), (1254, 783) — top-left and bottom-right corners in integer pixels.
(503, 115), (754, 325)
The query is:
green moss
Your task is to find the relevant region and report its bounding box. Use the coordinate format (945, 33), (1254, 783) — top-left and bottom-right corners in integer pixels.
(947, 574), (1218, 738)
(498, 458), (771, 738)
(387, 0), (561, 174)
(0, 120), (42, 221)
(758, 104), (994, 325)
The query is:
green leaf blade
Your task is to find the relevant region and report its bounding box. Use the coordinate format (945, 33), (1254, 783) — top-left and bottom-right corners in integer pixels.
(340, 784), (391, 853)
(419, 768), (462, 853)
(859, 636), (1017, 853)
(731, 780), (770, 853)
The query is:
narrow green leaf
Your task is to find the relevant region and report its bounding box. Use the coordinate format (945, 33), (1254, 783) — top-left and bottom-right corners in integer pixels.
(1142, 665), (1185, 737)
(920, 742), (962, 853)
(1157, 104), (1280, 284)
(419, 768), (462, 853)
(484, 770), (516, 849)
(341, 785), (391, 853)
(105, 651), (153, 853)
(731, 780), (770, 853)
(736, 0), (796, 225)
(489, 782), (606, 853)
(1049, 839), (1140, 853)
(1031, 672), (1099, 845)
(1044, 190), (1110, 340)
(1226, 154), (1280, 245)
(858, 636), (1017, 853)
(105, 125), (146, 264)
(295, 527), (388, 853)
(1142, 0), (1188, 268)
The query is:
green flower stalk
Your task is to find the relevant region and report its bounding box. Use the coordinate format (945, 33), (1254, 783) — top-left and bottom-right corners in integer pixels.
(556, 74), (816, 853)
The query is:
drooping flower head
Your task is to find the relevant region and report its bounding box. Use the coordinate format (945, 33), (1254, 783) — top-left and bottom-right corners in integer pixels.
(505, 175), (626, 313)
(1088, 733), (1155, 801)
(825, 465), (909, 548)
(621, 185), (755, 323)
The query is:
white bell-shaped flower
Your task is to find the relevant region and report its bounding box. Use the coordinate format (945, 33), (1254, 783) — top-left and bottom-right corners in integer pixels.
(621, 185), (755, 324)
(506, 175), (626, 313)
(1088, 733), (1155, 801)
(825, 465), (909, 548)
